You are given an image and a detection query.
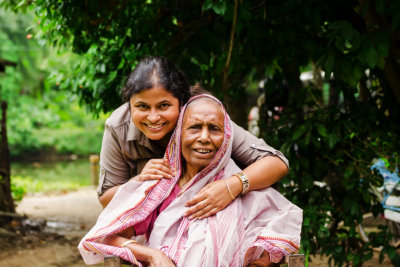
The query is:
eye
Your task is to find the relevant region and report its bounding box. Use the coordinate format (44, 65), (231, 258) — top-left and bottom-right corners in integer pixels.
(209, 125), (221, 132)
(188, 125), (201, 130)
(135, 104), (149, 110)
(159, 103), (171, 109)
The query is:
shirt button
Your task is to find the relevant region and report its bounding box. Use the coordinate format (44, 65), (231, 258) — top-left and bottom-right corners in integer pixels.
(251, 143), (256, 148)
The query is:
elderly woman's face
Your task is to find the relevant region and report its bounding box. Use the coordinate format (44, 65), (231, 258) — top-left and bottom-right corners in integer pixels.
(181, 99), (225, 175)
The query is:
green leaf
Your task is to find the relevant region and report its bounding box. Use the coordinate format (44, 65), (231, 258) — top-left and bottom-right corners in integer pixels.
(213, 1), (227, 15)
(365, 46), (379, 68)
(280, 142), (291, 155)
(344, 166), (354, 179)
(107, 71), (117, 83)
(202, 0), (213, 11)
(376, 41), (389, 58)
(293, 125), (306, 140)
(352, 64), (364, 82)
(328, 134), (337, 149)
(305, 132), (311, 146)
(316, 124), (328, 137)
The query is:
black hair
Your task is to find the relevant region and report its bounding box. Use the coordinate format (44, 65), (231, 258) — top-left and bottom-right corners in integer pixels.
(122, 56), (191, 106)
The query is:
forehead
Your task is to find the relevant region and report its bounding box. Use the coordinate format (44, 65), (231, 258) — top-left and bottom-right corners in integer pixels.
(183, 98), (224, 124)
(130, 86), (177, 103)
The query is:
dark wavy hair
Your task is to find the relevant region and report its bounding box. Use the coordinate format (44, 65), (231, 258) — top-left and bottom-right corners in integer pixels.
(122, 56), (191, 106)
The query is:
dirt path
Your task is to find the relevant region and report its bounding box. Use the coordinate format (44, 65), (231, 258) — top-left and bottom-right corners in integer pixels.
(0, 187), (394, 266)
(0, 187), (103, 267)
(15, 187), (102, 239)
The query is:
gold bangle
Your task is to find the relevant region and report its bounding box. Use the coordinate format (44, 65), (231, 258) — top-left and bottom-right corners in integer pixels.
(224, 179), (235, 200)
(234, 172), (249, 195)
(121, 239), (138, 247)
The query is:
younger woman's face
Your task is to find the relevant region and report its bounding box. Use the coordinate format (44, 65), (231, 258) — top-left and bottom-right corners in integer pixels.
(130, 86), (180, 143)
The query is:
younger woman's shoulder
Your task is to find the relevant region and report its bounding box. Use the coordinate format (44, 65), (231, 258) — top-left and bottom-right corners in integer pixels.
(105, 103), (131, 128)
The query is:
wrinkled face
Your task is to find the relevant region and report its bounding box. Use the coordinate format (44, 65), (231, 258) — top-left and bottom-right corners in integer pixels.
(130, 86), (180, 143)
(181, 99), (225, 175)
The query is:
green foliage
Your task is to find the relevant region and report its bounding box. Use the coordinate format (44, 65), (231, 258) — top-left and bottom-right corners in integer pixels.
(11, 177), (26, 202)
(0, 7), (106, 158)
(11, 159), (93, 194)
(261, 82), (400, 265)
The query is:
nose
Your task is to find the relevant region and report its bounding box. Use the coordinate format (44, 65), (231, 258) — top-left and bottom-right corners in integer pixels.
(198, 128), (210, 143)
(147, 109), (160, 122)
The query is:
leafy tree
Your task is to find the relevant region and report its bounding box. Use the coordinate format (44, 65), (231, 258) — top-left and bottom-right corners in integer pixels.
(2, 0), (400, 265)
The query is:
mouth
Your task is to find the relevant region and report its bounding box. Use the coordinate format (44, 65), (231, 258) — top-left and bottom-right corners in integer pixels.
(144, 123), (166, 130)
(193, 149), (213, 154)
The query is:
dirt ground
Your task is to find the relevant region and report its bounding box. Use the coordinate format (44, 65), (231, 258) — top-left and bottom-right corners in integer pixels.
(0, 187), (103, 267)
(0, 187), (394, 266)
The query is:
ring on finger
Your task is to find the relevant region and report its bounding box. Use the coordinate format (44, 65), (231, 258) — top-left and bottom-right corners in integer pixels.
(203, 203), (207, 208)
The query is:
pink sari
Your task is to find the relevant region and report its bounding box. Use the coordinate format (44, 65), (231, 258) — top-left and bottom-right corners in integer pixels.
(78, 94), (302, 266)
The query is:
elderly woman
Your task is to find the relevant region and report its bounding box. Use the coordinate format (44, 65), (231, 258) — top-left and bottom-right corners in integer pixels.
(79, 95), (302, 267)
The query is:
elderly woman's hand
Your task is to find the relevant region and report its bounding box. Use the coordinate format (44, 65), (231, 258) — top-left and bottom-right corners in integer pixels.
(183, 176), (242, 219)
(147, 247), (176, 267)
(132, 159), (174, 182)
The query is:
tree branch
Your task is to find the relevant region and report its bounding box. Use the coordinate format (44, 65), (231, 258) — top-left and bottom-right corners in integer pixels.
(222, 0), (239, 93)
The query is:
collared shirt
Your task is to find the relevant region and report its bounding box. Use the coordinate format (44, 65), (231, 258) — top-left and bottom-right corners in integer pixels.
(97, 103), (289, 196)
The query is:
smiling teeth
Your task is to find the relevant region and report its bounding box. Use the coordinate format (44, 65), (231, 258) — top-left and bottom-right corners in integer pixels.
(147, 124), (164, 129)
(196, 149), (211, 153)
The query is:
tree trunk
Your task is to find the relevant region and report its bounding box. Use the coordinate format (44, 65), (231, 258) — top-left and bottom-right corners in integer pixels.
(358, 0), (400, 104)
(383, 48), (400, 104)
(0, 101), (15, 217)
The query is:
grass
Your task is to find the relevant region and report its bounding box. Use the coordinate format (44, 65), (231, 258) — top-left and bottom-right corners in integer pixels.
(11, 158), (94, 197)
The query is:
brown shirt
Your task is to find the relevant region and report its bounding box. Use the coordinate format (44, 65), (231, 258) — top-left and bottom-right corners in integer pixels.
(97, 103), (289, 196)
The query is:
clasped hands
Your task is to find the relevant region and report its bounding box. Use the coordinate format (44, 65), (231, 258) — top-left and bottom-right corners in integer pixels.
(132, 159), (242, 220)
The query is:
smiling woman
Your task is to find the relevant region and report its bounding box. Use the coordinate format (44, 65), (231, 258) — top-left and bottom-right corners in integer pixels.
(129, 86), (180, 147)
(181, 98), (225, 181)
(79, 94), (302, 267)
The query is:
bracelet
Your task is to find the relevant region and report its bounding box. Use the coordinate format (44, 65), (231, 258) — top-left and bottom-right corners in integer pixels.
(224, 179), (235, 200)
(234, 172), (249, 195)
(121, 239), (138, 247)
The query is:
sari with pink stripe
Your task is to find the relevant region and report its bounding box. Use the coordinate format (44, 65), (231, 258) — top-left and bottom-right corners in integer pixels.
(78, 94), (302, 266)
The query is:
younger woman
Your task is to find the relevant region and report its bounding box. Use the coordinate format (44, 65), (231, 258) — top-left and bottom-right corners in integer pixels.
(97, 56), (289, 219)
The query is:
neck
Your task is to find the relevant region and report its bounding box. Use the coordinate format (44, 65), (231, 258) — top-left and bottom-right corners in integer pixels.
(178, 165), (200, 188)
(151, 132), (172, 149)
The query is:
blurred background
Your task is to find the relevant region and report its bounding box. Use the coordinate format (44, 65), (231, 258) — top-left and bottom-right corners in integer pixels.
(0, 1), (399, 266)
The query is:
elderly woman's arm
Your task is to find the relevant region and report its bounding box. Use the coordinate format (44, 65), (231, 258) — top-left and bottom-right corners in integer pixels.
(183, 121), (288, 219)
(103, 228), (175, 267)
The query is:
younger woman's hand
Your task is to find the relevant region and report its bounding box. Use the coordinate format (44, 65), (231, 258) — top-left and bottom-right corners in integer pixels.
(183, 176), (241, 220)
(132, 159), (175, 182)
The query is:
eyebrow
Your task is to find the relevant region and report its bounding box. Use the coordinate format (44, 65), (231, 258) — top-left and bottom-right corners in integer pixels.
(133, 99), (173, 105)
